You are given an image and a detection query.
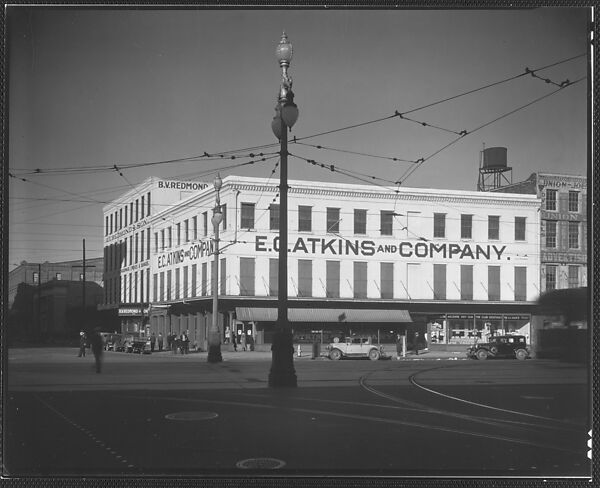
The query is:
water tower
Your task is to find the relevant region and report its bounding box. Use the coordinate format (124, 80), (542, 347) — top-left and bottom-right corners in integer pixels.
(477, 146), (513, 191)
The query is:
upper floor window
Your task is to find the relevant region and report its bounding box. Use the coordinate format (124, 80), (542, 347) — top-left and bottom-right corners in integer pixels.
(203, 212), (208, 236)
(327, 208), (340, 233)
(545, 189), (557, 211)
(176, 223), (181, 246)
(141, 195), (145, 219)
(184, 219), (189, 242)
(488, 215), (500, 240)
(270, 204), (280, 231)
(568, 191), (579, 212)
(221, 204), (227, 230)
(168, 226), (172, 248)
(433, 213), (446, 238)
(568, 221), (580, 249)
(192, 216), (198, 241)
(461, 214), (473, 239)
(241, 203), (255, 229)
(298, 206), (312, 232)
(515, 217), (526, 241)
(545, 265), (557, 291)
(380, 211), (394, 236)
(135, 199), (139, 222)
(546, 220), (557, 248)
(354, 209), (367, 235)
(568, 266), (579, 288)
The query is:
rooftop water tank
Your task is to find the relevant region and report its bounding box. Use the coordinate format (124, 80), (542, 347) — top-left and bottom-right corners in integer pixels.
(482, 147), (508, 170)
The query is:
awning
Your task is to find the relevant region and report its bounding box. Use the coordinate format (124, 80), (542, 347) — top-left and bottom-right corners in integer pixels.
(235, 307), (412, 323)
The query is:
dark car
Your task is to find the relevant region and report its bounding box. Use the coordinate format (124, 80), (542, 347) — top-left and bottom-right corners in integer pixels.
(467, 334), (529, 361)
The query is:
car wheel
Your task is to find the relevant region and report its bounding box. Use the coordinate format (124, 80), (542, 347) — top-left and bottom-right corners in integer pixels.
(515, 349), (528, 360)
(329, 349), (342, 360)
(368, 349), (380, 361)
(476, 349), (488, 360)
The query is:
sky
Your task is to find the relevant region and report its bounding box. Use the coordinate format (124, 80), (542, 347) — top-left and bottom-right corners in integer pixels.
(7, 7), (590, 268)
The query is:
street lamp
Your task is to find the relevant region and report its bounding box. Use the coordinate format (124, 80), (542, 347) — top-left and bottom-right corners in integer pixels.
(207, 173), (223, 363)
(268, 32), (298, 388)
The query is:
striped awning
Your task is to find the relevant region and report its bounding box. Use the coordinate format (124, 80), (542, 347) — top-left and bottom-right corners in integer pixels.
(235, 307), (412, 323)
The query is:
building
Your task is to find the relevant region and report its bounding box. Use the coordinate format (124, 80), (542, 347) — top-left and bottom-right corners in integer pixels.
(103, 175), (541, 351)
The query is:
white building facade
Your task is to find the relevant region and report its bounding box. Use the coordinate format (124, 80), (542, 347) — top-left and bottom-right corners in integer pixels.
(103, 175), (541, 350)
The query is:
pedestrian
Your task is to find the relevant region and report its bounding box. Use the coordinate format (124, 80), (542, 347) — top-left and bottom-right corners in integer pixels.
(78, 331), (87, 357)
(414, 332), (419, 356)
(167, 332), (173, 351)
(150, 333), (156, 352)
(225, 326), (231, 344)
(89, 327), (104, 373)
(158, 332), (163, 352)
(181, 331), (189, 355)
(231, 333), (237, 352)
(395, 333), (402, 360)
(241, 331), (246, 351)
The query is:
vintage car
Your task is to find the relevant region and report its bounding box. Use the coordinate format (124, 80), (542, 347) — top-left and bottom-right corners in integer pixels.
(327, 336), (387, 361)
(131, 339), (152, 354)
(467, 335), (529, 361)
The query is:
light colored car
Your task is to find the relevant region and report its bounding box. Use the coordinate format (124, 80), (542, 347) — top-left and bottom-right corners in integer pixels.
(328, 336), (386, 361)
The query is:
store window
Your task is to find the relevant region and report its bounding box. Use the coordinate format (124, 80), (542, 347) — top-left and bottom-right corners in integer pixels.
(354, 209), (367, 235)
(298, 206), (312, 232)
(353, 262), (368, 299)
(433, 264), (446, 300)
(270, 204), (280, 231)
(514, 266), (527, 301)
(433, 213), (446, 238)
(568, 222), (579, 249)
(447, 314), (475, 344)
(568, 191), (579, 212)
(326, 260), (340, 298)
(191, 264), (197, 297)
(220, 258), (226, 295)
(515, 217), (526, 241)
(298, 259), (312, 297)
(460, 265), (473, 300)
(488, 266), (500, 300)
(546, 189), (557, 211)
(380, 262), (394, 299)
(545, 265), (557, 291)
(474, 314), (503, 339)
(201, 262), (207, 295)
(241, 203), (255, 229)
(461, 214), (473, 239)
(568, 265), (579, 288)
(380, 211), (394, 236)
(546, 221), (557, 248)
(240, 257), (255, 296)
(269, 258), (278, 296)
(327, 208), (340, 233)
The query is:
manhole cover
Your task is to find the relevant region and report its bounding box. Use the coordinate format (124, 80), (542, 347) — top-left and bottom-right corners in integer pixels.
(165, 411), (219, 421)
(236, 458), (286, 469)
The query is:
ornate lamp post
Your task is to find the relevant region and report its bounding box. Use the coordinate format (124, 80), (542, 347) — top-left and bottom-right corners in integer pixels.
(268, 32), (298, 387)
(207, 173), (223, 363)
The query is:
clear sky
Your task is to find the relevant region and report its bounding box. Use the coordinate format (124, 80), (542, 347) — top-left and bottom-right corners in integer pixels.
(7, 7), (590, 267)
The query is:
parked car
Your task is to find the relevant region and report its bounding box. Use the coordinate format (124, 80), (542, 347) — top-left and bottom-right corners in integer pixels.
(327, 336), (387, 361)
(131, 339), (152, 354)
(467, 335), (529, 361)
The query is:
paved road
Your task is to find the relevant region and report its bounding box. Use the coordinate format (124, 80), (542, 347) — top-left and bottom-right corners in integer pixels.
(4, 348), (591, 478)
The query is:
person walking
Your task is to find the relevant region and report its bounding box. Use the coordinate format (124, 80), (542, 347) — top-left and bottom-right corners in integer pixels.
(414, 332), (420, 356)
(167, 332), (173, 352)
(240, 331), (247, 351)
(158, 332), (163, 352)
(231, 332), (237, 352)
(78, 331), (87, 357)
(395, 333), (402, 360)
(89, 327), (104, 373)
(181, 331), (189, 355)
(150, 333), (156, 352)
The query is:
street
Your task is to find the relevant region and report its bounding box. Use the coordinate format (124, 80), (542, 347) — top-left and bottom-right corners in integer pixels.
(4, 347), (590, 478)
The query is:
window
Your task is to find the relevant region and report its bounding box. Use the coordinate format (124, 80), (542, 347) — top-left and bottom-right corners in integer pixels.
(326, 208), (340, 233)
(461, 214), (473, 239)
(160, 229), (165, 251)
(184, 219), (189, 242)
(135, 200), (139, 222)
(183, 266), (188, 298)
(153, 274), (158, 302)
(545, 265), (557, 291)
(176, 223), (181, 246)
(140, 232), (144, 261)
(353, 262), (368, 299)
(146, 228), (150, 260)
(326, 261), (340, 298)
(568, 191), (579, 212)
(119, 209), (123, 229)
(141, 195), (145, 218)
(488, 266), (500, 300)
(221, 204), (227, 230)
(135, 234), (139, 263)
(515, 217), (526, 241)
(298, 259), (312, 297)
(124, 239), (128, 267)
(110, 214), (113, 234)
(105, 216), (109, 236)
(488, 215), (500, 240)
(203, 212), (208, 236)
(545, 189), (557, 211)
(33, 272), (39, 284)
(159, 272), (165, 301)
(220, 258), (226, 295)
(270, 204), (280, 231)
(166, 270), (172, 301)
(193, 216), (198, 241)
(568, 222), (579, 249)
(191, 264), (197, 297)
(269, 258), (278, 296)
(129, 236), (133, 264)
(168, 226), (172, 248)
(298, 206), (312, 232)
(460, 265), (473, 300)
(433, 213), (446, 238)
(546, 220), (557, 248)
(147, 192), (151, 216)
(241, 203), (255, 229)
(515, 267), (527, 301)
(568, 266), (579, 288)
(240, 257), (255, 295)
(433, 264), (446, 300)
(380, 211), (393, 236)
(354, 209), (367, 235)
(201, 263), (207, 295)
(380, 263), (394, 299)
